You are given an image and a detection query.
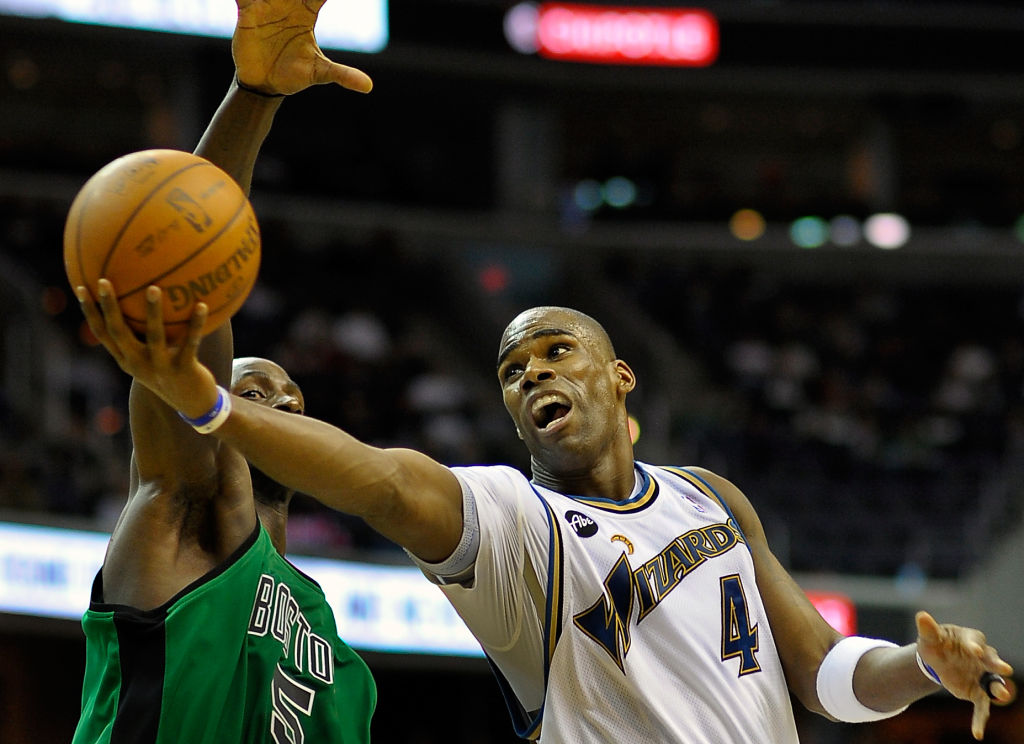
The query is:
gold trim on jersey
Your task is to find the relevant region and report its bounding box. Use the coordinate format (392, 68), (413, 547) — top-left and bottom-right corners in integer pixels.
(659, 465), (751, 552)
(513, 498), (569, 741)
(542, 499), (565, 667)
(661, 466), (718, 502)
(566, 467), (659, 513)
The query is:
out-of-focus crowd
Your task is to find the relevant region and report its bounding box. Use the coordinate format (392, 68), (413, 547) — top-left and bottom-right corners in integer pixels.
(2, 197), (1022, 577)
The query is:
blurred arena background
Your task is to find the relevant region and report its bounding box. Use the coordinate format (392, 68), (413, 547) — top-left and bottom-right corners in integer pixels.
(2, 0), (1023, 741)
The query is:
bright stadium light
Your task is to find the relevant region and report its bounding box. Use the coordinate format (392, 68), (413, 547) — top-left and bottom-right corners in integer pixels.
(505, 1), (542, 54)
(729, 208), (766, 241)
(603, 176), (637, 208)
(829, 215), (861, 247)
(789, 216), (828, 248)
(864, 213), (910, 250)
(573, 179), (604, 212)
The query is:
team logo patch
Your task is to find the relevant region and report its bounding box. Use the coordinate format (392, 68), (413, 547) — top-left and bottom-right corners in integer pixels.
(565, 510), (598, 537)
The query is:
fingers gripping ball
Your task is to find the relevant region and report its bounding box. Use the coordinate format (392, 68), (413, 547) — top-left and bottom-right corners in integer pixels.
(63, 149), (261, 343)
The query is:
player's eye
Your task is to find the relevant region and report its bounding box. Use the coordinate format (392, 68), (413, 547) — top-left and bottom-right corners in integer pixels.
(240, 389), (266, 400)
(548, 343), (571, 358)
(501, 364), (523, 382)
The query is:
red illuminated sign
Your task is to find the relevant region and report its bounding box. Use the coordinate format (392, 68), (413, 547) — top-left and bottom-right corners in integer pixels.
(506, 3), (718, 67)
(806, 591), (857, 636)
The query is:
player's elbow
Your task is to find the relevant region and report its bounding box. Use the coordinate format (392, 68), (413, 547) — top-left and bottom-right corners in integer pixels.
(360, 448), (463, 561)
(787, 664), (833, 718)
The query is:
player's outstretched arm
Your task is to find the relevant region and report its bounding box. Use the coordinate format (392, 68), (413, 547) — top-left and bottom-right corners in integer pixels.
(691, 467), (1014, 740)
(123, 0), (374, 485)
(193, 83), (283, 199)
(197, 0), (372, 195)
(78, 282), (466, 564)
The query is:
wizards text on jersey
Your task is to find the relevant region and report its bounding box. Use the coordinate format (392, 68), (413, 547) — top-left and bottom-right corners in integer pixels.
(573, 518), (746, 671)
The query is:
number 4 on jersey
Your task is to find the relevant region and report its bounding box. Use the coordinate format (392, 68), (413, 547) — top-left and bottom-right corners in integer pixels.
(720, 574), (761, 675)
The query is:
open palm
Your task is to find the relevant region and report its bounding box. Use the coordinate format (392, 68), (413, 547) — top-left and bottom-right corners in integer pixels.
(233, 0), (372, 95)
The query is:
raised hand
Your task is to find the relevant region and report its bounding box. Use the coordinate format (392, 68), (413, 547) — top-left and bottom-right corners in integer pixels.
(76, 280), (221, 420)
(915, 611), (1015, 740)
(233, 0), (373, 95)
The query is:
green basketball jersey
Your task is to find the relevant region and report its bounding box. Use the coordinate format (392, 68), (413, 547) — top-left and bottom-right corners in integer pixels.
(73, 524), (376, 743)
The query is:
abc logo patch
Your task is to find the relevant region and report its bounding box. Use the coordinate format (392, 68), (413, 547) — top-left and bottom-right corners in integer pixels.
(565, 510), (598, 538)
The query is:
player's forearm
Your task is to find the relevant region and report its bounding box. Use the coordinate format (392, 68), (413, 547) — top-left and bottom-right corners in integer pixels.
(852, 644), (938, 711)
(210, 395), (464, 559)
(129, 379), (221, 483)
(216, 395), (408, 518)
(193, 79), (283, 195)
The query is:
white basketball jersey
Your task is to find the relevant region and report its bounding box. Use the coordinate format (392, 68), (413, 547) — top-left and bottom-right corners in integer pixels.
(441, 462), (800, 744)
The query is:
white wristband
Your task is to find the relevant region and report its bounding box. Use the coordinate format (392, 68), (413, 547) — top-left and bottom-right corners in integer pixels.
(177, 385), (233, 434)
(816, 636), (909, 722)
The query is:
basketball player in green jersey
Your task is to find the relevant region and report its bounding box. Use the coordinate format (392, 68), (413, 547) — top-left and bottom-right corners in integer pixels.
(71, 2), (376, 743)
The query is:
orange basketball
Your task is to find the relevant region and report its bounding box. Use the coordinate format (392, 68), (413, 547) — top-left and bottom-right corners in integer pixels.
(63, 149), (261, 343)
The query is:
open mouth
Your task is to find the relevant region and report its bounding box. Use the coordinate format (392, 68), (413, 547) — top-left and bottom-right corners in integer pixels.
(531, 396), (572, 430)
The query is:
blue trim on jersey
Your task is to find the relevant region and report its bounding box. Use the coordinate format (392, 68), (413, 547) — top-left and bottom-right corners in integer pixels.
(490, 484), (571, 741)
(483, 655), (543, 740)
(540, 498), (565, 670)
(657, 466), (751, 552)
(550, 466), (659, 513)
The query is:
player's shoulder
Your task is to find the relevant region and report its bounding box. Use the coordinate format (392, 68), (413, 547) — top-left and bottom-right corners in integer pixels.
(648, 464), (767, 543)
(645, 464), (756, 514)
(449, 464), (543, 512)
(645, 463), (734, 490)
(450, 463), (531, 493)
(451, 462), (528, 480)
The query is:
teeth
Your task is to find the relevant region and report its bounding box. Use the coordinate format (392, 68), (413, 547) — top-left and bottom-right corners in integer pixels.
(531, 394), (564, 417)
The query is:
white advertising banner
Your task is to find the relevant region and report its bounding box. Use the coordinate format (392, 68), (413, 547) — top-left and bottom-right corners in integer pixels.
(0, 521), (484, 657)
(0, 0), (389, 53)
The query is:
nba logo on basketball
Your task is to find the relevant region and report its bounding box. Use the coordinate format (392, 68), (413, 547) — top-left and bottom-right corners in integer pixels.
(166, 187), (213, 233)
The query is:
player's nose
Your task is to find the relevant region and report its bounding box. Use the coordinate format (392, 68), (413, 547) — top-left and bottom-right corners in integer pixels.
(273, 395), (302, 414)
(521, 363), (555, 391)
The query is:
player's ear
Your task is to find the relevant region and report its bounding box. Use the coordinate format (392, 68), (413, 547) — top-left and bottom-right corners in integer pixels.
(614, 360), (636, 394)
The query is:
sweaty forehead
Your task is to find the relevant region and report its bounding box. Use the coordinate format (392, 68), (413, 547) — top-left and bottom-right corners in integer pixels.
(497, 307), (612, 366)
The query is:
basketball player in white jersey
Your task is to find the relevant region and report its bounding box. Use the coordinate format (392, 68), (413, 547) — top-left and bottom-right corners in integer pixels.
(81, 260), (1014, 737)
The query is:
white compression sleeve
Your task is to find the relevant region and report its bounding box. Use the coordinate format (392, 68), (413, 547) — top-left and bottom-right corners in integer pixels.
(405, 478), (481, 586)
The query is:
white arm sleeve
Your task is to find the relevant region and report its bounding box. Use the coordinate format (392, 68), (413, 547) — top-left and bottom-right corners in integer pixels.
(405, 474), (481, 585)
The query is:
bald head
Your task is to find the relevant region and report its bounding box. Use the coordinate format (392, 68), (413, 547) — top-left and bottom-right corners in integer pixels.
(232, 357), (289, 387)
(498, 307), (616, 370)
(230, 356), (305, 415)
